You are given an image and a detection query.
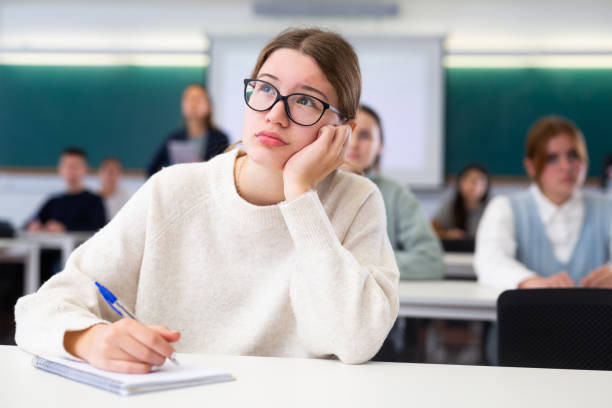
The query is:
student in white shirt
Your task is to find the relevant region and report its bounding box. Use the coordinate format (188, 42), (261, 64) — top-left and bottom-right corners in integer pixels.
(475, 115), (612, 364)
(98, 157), (131, 220)
(475, 115), (612, 290)
(15, 28), (399, 373)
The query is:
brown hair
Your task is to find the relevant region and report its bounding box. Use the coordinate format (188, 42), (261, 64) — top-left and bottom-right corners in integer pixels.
(525, 115), (588, 179)
(250, 28), (361, 121)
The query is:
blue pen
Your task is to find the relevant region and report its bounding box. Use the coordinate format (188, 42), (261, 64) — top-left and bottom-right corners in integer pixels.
(95, 281), (180, 365)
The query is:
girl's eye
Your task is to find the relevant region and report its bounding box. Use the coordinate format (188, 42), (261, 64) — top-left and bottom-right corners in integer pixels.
(296, 96), (315, 107)
(546, 154), (559, 164)
(358, 131), (371, 141)
(568, 150), (579, 161)
(260, 84), (274, 94)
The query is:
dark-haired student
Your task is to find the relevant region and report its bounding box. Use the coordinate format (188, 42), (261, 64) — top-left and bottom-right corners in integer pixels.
(146, 84), (230, 177)
(27, 148), (106, 233)
(432, 163), (490, 241)
(475, 116), (612, 363)
(343, 104), (444, 361)
(602, 154), (612, 197)
(26, 148), (106, 283)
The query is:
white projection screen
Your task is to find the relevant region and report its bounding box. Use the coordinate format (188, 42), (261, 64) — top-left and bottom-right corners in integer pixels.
(208, 34), (444, 188)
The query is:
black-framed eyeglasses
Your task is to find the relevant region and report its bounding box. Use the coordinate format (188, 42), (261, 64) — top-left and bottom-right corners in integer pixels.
(243, 78), (346, 126)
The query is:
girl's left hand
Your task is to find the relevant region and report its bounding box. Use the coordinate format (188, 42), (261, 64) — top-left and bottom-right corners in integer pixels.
(580, 265), (612, 288)
(282, 124), (351, 201)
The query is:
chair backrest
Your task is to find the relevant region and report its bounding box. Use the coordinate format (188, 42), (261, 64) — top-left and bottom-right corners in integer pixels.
(497, 288), (612, 370)
(0, 220), (15, 238)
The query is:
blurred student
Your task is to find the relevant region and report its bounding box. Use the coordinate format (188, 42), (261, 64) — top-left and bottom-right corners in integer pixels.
(432, 163), (490, 241)
(146, 84), (230, 177)
(343, 104), (444, 361)
(601, 154), (612, 197)
(27, 147), (106, 233)
(475, 116), (612, 362)
(16, 28), (398, 372)
(98, 157), (130, 220)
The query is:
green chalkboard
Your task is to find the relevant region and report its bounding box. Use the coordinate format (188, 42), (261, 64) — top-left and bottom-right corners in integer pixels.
(446, 68), (612, 177)
(1, 65), (611, 177)
(0, 65), (205, 169)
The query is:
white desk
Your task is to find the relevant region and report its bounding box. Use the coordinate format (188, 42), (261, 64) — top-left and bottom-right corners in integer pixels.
(444, 252), (475, 279)
(3, 346), (610, 408)
(0, 238), (40, 294)
(18, 231), (92, 268)
(398, 281), (502, 321)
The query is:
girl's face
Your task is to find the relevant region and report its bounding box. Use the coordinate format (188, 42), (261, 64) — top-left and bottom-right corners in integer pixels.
(181, 85), (210, 121)
(346, 110), (382, 172)
(535, 133), (587, 202)
(242, 48), (343, 171)
(458, 169), (488, 204)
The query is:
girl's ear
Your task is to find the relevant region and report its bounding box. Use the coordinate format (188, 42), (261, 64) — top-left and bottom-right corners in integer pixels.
(524, 158), (537, 179)
(347, 119), (357, 131)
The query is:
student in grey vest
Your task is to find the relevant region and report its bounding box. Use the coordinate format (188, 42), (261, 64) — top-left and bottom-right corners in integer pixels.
(474, 115), (612, 363)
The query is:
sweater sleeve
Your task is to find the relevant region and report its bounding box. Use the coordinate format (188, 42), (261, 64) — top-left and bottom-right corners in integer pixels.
(393, 188), (445, 280)
(474, 196), (536, 289)
(279, 190), (399, 364)
(14, 178), (154, 358)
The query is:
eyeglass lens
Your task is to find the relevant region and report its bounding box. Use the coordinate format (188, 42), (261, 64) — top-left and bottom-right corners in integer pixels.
(245, 80), (325, 126)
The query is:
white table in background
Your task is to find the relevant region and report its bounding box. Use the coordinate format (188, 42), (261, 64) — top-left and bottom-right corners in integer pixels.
(0, 238), (40, 294)
(3, 346), (610, 408)
(18, 231), (92, 268)
(398, 281), (502, 321)
(444, 252), (475, 279)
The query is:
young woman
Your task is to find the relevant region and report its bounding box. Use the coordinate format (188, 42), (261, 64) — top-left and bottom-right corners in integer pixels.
(475, 116), (612, 363)
(345, 105), (444, 280)
(432, 164), (490, 241)
(15, 28), (399, 372)
(343, 104), (444, 361)
(146, 83), (229, 177)
(475, 116), (612, 290)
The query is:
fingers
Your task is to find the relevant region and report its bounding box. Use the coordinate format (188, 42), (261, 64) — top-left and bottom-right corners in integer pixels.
(581, 266), (612, 288)
(97, 359), (153, 374)
(119, 331), (167, 366)
(126, 320), (177, 361)
(580, 269), (598, 287)
(149, 325), (181, 342)
(549, 272), (575, 288)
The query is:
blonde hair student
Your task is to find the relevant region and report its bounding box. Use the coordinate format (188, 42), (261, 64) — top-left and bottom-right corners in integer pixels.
(15, 28), (399, 372)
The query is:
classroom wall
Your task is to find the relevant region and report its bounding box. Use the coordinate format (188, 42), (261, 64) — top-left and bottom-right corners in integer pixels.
(2, 1), (612, 48)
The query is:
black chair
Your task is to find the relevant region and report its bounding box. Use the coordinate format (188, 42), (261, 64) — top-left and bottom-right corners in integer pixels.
(0, 220), (15, 238)
(441, 238), (475, 253)
(497, 288), (612, 370)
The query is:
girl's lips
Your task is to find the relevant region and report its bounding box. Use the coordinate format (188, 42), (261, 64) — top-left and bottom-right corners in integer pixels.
(256, 131), (287, 147)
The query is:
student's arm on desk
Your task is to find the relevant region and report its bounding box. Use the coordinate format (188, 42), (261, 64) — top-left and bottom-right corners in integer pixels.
(14, 175), (173, 370)
(393, 187), (445, 280)
(474, 196), (536, 290)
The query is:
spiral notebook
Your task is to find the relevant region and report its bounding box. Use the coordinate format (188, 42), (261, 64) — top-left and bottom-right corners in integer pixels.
(32, 355), (234, 396)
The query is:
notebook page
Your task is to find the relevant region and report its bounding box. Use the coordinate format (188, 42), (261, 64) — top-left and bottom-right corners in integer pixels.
(39, 355), (231, 386)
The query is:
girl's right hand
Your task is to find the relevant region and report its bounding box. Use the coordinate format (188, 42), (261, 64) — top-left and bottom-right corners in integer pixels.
(518, 272), (575, 289)
(64, 318), (180, 373)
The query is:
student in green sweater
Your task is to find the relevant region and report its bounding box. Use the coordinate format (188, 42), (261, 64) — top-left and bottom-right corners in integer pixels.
(343, 104), (445, 361)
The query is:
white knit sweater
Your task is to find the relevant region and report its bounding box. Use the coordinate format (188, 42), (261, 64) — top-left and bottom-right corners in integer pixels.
(15, 149), (399, 364)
